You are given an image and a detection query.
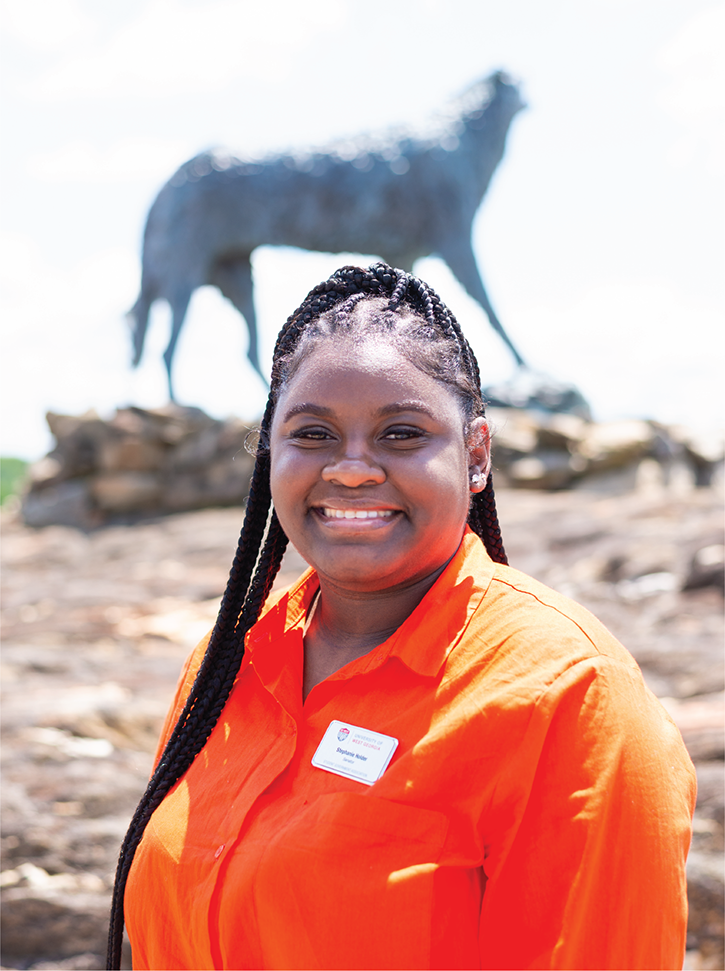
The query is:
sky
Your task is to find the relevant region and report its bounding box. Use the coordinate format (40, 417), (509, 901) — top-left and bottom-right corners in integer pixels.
(1, 0), (723, 460)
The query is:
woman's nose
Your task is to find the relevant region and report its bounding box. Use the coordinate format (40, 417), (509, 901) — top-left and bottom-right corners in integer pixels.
(321, 457), (386, 487)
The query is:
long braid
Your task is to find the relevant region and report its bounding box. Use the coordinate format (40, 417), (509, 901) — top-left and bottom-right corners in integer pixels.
(239, 512), (290, 629)
(108, 262), (509, 968)
(107, 412), (277, 967)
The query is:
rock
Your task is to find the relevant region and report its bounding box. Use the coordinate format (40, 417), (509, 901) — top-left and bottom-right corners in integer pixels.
(483, 370), (592, 419)
(45, 412), (111, 479)
(577, 420), (655, 473)
(683, 546), (725, 594)
(687, 851), (725, 968)
(670, 427), (725, 489)
(489, 410), (714, 493)
(21, 481), (97, 530)
(28, 456), (64, 487)
(617, 571), (679, 601)
(659, 694), (725, 762)
(488, 408), (539, 456)
(695, 763), (725, 823)
(489, 410), (588, 488)
(27, 951), (115, 970)
(507, 451), (582, 490)
(91, 472), (163, 512)
(99, 437), (165, 473)
(535, 413), (589, 451)
(21, 406), (256, 528)
(169, 425), (222, 470)
(0, 885), (110, 969)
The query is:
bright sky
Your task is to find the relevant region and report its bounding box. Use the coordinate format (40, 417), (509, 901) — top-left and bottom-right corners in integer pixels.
(1, 0), (723, 460)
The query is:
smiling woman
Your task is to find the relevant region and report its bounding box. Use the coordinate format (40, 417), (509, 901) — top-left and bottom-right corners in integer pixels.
(109, 264), (695, 971)
(268, 302), (492, 698)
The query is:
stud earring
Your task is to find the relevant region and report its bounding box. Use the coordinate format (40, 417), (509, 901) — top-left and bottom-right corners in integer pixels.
(470, 472), (483, 489)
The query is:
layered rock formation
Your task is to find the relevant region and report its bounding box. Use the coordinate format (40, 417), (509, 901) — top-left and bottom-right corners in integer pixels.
(21, 406), (255, 530)
(488, 408), (723, 491)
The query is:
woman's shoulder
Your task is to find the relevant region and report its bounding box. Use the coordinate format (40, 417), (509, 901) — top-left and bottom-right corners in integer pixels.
(459, 556), (642, 684)
(452, 561), (688, 759)
(492, 562), (623, 644)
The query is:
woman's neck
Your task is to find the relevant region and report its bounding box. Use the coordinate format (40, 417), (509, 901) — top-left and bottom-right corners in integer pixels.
(302, 565), (446, 700)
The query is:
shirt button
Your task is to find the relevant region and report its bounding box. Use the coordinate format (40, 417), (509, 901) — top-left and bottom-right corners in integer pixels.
(214, 844), (225, 858)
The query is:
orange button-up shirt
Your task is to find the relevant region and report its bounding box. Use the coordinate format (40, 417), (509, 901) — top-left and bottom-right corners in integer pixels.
(125, 530), (695, 970)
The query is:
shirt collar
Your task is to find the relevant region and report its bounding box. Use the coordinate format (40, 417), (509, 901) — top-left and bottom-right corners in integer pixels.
(376, 528), (496, 677)
(248, 529), (496, 681)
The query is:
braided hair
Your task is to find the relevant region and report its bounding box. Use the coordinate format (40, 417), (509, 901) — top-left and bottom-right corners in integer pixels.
(106, 263), (507, 969)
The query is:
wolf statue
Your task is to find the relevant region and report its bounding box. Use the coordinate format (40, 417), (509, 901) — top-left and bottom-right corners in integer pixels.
(129, 71), (526, 400)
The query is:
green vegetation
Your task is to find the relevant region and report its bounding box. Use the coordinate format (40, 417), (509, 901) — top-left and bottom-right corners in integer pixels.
(1, 457), (29, 504)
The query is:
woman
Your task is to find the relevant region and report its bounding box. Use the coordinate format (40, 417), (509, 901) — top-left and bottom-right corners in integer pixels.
(109, 264), (695, 971)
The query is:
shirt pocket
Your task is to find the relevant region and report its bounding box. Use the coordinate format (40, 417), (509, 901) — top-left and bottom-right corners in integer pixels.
(251, 792), (449, 971)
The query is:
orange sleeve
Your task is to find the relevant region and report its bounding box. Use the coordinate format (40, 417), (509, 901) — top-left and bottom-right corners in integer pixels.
(479, 655), (696, 970)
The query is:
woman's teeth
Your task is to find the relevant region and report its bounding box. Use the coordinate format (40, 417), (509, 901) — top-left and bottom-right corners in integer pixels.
(322, 508), (395, 520)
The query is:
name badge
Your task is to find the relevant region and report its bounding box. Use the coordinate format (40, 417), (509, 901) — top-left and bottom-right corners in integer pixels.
(312, 719), (399, 786)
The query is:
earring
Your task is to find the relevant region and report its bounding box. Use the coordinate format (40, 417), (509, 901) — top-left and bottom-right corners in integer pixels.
(470, 472), (483, 489)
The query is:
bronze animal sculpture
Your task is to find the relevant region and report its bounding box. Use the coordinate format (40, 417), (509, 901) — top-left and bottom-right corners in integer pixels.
(129, 70), (526, 400)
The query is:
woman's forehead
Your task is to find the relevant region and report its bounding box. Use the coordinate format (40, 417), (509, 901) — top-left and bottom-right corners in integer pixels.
(279, 338), (440, 397)
(306, 335), (410, 369)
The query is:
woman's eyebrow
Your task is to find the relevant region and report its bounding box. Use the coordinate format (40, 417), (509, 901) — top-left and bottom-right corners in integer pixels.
(282, 401), (437, 422)
(377, 401), (437, 419)
(282, 403), (334, 421)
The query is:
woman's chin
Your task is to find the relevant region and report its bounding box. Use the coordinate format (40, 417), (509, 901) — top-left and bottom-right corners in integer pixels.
(312, 554), (405, 593)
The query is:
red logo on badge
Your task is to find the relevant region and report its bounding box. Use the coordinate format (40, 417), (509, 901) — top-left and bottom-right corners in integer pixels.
(337, 727), (350, 742)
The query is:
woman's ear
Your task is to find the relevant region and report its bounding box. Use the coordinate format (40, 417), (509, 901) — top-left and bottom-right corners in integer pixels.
(467, 417), (491, 493)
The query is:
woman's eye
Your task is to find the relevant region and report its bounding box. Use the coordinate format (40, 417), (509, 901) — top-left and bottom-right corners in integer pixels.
(290, 427), (333, 441)
(383, 426), (425, 441)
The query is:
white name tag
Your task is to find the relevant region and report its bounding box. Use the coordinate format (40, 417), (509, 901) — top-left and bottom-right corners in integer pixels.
(312, 719), (399, 786)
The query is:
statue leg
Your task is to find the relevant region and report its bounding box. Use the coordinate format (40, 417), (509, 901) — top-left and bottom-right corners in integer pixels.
(212, 255), (266, 385)
(438, 236), (526, 368)
(128, 291), (153, 367)
(163, 290), (192, 403)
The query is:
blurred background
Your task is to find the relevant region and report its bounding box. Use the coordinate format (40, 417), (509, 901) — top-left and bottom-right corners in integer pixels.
(1, 0), (723, 462)
(1, 2), (723, 969)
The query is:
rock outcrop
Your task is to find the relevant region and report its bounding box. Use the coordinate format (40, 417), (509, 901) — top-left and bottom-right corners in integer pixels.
(488, 409), (723, 492)
(21, 406), (255, 530)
